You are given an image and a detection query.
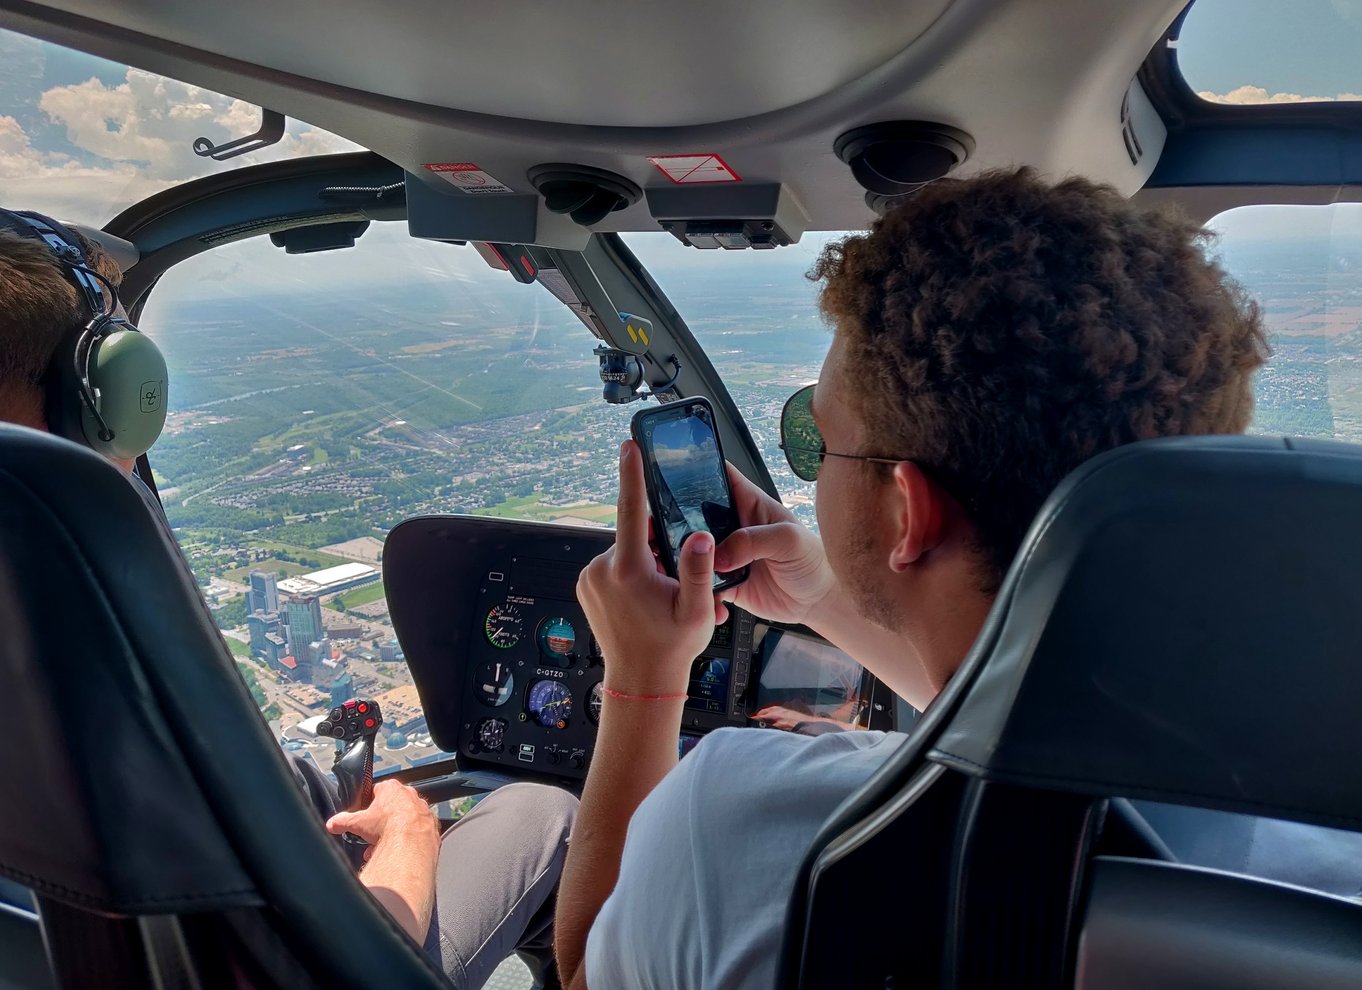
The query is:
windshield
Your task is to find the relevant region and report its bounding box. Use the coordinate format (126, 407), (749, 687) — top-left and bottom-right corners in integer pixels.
(140, 223), (637, 771)
(0, 26), (360, 225)
(1179, 0), (1362, 105)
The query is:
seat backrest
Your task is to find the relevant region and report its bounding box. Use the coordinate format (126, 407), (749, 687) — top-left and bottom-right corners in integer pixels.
(0, 425), (447, 989)
(783, 436), (1362, 989)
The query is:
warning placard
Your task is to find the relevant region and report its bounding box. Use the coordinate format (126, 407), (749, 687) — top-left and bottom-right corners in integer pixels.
(423, 162), (514, 195)
(647, 154), (742, 184)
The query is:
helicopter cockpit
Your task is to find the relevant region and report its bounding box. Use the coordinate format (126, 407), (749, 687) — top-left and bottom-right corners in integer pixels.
(1, 0), (1361, 987)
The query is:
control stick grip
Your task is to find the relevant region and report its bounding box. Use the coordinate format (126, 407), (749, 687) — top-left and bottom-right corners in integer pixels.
(335, 733), (375, 812)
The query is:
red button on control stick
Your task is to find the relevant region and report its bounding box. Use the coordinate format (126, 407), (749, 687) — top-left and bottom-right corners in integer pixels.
(365, 718), (375, 728)
(358, 703), (368, 713)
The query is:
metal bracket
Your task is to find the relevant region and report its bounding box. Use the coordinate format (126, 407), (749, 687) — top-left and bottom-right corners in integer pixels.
(193, 108), (286, 161)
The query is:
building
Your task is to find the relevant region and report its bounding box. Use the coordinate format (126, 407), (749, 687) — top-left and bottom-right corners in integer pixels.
(329, 672), (356, 707)
(379, 640), (405, 663)
(247, 611), (281, 656)
(247, 570), (279, 614)
(263, 632), (287, 665)
(324, 619), (363, 640)
(277, 562), (380, 598)
(372, 684), (427, 733)
(282, 595), (324, 653)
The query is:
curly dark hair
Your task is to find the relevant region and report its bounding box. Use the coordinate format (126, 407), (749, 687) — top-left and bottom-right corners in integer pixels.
(811, 167), (1270, 592)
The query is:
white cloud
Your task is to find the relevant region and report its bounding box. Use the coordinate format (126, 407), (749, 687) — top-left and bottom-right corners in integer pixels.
(1199, 84), (1362, 105)
(4, 64), (362, 225)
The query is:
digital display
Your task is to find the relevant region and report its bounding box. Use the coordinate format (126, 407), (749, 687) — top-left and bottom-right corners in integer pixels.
(638, 403), (741, 588)
(686, 655), (730, 714)
(708, 615), (734, 651)
(756, 629), (866, 727)
(678, 733), (704, 759)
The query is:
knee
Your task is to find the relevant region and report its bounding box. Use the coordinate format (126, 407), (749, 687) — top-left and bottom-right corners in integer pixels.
(476, 782), (578, 843)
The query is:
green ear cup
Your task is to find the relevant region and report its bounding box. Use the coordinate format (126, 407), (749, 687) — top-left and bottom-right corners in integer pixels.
(82, 329), (168, 459)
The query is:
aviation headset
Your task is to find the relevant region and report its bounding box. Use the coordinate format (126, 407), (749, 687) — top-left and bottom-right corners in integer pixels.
(0, 209), (167, 459)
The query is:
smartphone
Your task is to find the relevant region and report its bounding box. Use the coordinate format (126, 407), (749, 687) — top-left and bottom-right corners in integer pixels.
(631, 397), (749, 592)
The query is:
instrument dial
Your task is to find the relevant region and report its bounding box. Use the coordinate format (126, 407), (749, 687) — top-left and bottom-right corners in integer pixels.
(588, 682), (604, 725)
(476, 718), (507, 752)
(474, 661), (515, 707)
(538, 615), (577, 664)
(484, 603), (524, 649)
(527, 679), (574, 729)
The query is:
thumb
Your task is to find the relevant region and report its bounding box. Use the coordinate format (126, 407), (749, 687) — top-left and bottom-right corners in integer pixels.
(714, 523), (793, 573)
(326, 811), (359, 836)
(676, 531), (716, 621)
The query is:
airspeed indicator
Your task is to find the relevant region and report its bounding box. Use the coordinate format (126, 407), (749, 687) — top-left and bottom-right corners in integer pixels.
(485, 603), (524, 649)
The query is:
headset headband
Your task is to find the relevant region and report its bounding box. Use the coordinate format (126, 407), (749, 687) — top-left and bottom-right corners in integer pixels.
(0, 210), (113, 321)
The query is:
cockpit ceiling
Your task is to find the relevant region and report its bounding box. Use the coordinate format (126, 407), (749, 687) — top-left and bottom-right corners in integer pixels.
(1, 0), (1185, 234)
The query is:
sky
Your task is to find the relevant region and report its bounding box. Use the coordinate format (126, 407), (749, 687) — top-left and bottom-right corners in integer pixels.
(4, 4), (1362, 269)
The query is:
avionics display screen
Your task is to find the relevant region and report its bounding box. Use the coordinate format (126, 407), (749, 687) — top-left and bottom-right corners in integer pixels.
(686, 655), (730, 714)
(756, 628), (866, 726)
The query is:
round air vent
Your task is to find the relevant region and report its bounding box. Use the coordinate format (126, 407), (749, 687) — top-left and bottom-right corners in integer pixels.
(528, 164), (642, 227)
(835, 122), (974, 197)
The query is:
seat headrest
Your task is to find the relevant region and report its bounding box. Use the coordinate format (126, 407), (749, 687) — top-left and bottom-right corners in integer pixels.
(0, 425), (258, 913)
(930, 435), (1362, 833)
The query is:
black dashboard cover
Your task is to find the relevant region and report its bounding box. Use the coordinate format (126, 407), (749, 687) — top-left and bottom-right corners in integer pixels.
(929, 435), (1362, 833)
(384, 515), (612, 755)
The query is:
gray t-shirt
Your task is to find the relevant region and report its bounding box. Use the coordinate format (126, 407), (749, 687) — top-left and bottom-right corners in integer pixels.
(585, 726), (1362, 989)
(585, 727), (908, 990)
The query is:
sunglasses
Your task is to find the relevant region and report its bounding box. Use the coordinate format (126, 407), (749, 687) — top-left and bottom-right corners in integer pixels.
(778, 384), (905, 482)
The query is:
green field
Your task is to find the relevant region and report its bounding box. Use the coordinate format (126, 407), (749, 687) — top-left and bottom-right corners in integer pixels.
(332, 581), (387, 611)
(226, 638), (251, 658)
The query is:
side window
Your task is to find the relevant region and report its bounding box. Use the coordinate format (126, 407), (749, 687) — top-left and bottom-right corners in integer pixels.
(139, 224), (631, 770)
(1210, 204), (1361, 440)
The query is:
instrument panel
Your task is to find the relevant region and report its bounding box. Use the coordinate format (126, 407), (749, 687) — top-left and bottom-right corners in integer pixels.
(384, 515), (754, 783)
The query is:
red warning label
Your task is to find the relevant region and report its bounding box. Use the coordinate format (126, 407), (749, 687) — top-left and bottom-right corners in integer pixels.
(647, 154), (742, 184)
(423, 162), (514, 195)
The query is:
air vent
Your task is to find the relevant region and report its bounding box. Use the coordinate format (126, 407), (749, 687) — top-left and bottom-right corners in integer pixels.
(528, 164), (642, 227)
(1119, 92), (1143, 166)
(834, 121), (974, 197)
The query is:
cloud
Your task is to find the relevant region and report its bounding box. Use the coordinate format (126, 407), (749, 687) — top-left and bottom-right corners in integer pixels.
(1199, 85), (1362, 105)
(3, 61), (362, 225)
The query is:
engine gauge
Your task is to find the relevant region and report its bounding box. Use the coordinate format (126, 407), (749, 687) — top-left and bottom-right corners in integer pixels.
(538, 616), (577, 663)
(588, 681), (604, 725)
(527, 679), (574, 728)
(474, 661), (515, 707)
(476, 718), (507, 753)
(485, 603), (524, 649)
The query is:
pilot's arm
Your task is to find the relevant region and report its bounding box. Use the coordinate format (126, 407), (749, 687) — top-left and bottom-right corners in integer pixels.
(327, 780), (441, 943)
(556, 441), (722, 989)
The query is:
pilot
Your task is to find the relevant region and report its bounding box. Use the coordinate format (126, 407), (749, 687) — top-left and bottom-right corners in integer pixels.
(0, 219), (577, 990)
(554, 167), (1362, 989)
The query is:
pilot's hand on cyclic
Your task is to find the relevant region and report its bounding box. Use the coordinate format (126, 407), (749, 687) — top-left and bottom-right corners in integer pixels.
(325, 779), (436, 848)
(713, 461), (836, 626)
(578, 440), (721, 696)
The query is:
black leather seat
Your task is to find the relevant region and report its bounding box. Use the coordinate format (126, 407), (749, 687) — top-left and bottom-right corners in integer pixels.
(0, 425), (449, 989)
(780, 435), (1362, 989)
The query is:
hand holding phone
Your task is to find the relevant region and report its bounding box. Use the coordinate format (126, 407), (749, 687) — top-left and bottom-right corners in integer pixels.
(631, 397), (749, 592)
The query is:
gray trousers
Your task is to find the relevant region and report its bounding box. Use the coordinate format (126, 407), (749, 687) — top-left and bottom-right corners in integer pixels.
(292, 757), (577, 989)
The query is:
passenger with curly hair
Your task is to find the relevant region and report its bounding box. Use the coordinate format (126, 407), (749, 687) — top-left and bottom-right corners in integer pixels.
(557, 168), (1279, 990)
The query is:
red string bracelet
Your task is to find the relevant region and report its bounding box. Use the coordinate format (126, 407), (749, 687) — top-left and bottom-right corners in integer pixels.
(602, 686), (688, 702)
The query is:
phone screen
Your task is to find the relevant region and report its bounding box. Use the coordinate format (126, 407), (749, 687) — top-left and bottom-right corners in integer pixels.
(635, 400), (746, 589)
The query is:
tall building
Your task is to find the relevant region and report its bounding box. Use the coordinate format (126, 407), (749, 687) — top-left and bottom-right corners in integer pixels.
(282, 595), (323, 654)
(247, 611), (281, 657)
(248, 570), (279, 615)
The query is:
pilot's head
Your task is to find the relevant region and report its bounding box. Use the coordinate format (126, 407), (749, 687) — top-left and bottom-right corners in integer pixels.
(0, 226), (136, 473)
(806, 166), (1270, 691)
